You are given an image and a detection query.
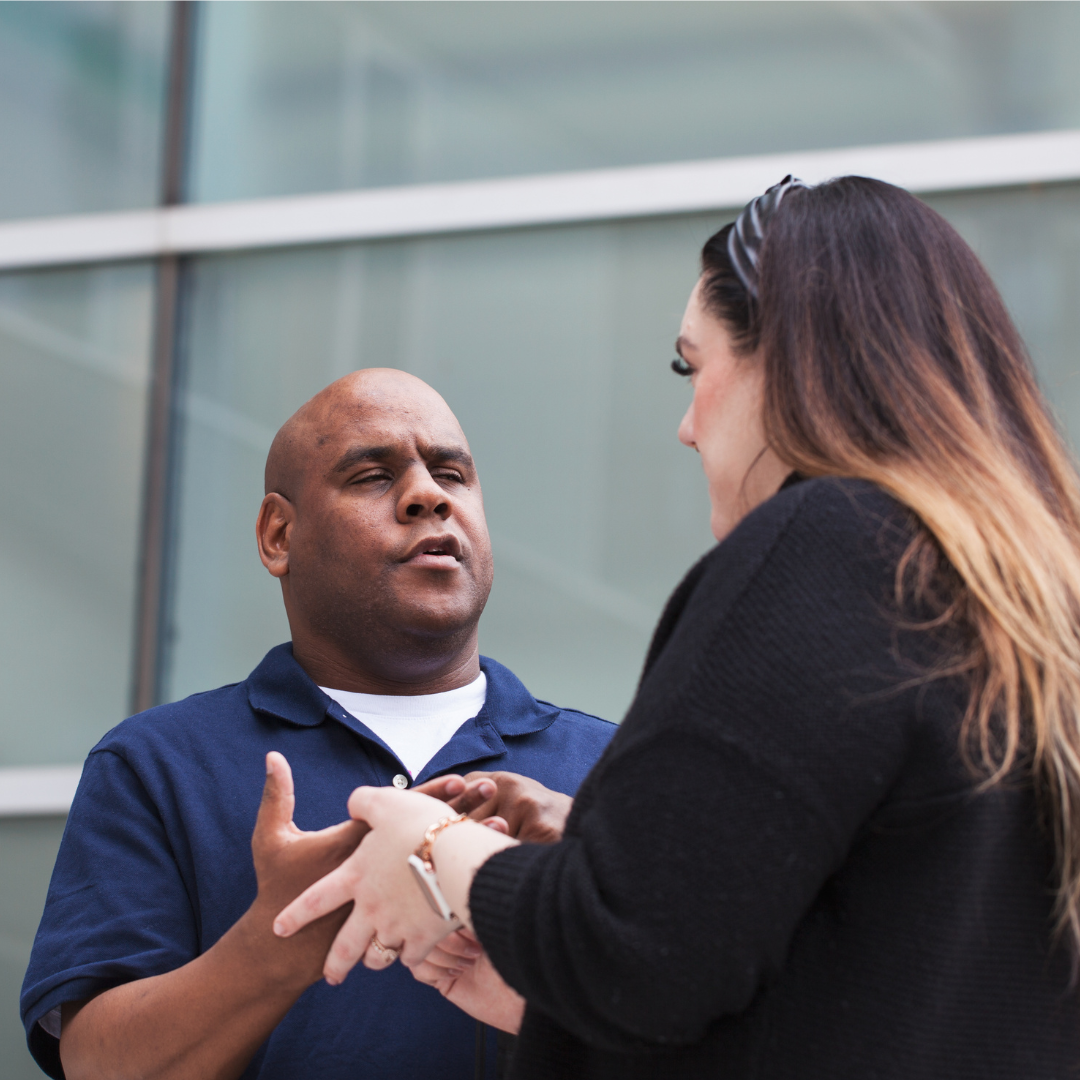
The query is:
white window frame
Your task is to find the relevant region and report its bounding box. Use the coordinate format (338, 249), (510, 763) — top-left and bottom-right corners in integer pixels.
(2, 125), (1079, 814)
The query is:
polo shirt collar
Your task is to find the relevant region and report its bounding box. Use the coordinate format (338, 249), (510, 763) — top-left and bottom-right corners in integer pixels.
(245, 643), (559, 779)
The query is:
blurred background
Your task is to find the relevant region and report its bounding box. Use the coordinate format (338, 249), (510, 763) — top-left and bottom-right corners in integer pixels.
(1, 2), (1080, 1074)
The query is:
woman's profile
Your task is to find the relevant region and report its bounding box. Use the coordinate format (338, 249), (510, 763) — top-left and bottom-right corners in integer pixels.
(275, 175), (1080, 1077)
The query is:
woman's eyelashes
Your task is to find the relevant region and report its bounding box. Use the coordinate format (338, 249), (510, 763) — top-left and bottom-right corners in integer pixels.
(671, 356), (693, 377)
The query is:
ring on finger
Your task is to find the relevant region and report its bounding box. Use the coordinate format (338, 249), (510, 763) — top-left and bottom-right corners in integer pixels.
(369, 934), (401, 964)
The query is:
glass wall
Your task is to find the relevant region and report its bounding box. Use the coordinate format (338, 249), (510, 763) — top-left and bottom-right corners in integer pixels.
(0, 2), (169, 221)
(0, 262), (155, 767)
(3, 3), (1080, 1077)
(164, 214), (720, 719)
(188, 1), (1080, 203)
(163, 182), (1080, 724)
(925, 182), (1080, 440)
(0, 260), (154, 1079)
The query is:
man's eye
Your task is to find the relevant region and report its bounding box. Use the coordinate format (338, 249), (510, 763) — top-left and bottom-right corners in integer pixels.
(671, 357), (693, 377)
(354, 470), (392, 484)
(433, 470), (464, 483)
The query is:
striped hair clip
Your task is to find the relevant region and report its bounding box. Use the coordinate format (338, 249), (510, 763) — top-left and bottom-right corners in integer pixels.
(727, 175), (808, 299)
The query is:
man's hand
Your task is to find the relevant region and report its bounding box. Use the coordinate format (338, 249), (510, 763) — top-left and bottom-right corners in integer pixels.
(435, 771), (573, 844)
(245, 752), (369, 986)
(410, 929), (525, 1034)
(59, 753), (367, 1080)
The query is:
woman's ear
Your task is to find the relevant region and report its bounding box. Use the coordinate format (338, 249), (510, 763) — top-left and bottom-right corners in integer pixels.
(256, 493), (295, 578)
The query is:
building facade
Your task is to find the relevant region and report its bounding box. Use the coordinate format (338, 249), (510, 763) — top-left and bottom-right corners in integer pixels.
(2, 2), (1080, 1073)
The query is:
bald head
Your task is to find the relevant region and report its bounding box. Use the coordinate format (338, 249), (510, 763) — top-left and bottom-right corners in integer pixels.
(265, 368), (465, 501)
(255, 367), (492, 692)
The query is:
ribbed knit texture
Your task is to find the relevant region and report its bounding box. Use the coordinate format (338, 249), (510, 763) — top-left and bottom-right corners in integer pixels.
(470, 477), (1079, 1079)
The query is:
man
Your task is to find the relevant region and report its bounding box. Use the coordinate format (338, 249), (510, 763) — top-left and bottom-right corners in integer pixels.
(21, 369), (614, 1079)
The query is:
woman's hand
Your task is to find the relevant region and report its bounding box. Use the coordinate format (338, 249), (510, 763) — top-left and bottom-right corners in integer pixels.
(411, 929), (525, 1034)
(272, 787), (516, 985)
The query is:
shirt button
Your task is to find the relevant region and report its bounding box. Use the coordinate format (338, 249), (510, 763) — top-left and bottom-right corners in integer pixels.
(392, 774), (410, 790)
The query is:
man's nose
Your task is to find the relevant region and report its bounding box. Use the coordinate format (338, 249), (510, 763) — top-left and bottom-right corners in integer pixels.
(396, 467), (452, 522)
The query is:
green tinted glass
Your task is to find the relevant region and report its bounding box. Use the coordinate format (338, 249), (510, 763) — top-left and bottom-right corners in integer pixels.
(0, 262), (153, 765)
(0, 2), (169, 221)
(189, 1), (1080, 203)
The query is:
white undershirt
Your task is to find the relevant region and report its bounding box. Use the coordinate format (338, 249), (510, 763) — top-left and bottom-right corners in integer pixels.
(320, 672), (487, 779)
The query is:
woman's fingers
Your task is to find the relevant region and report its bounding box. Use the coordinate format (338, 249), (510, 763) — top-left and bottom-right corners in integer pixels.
(438, 929), (483, 960)
(322, 905), (376, 984)
(411, 958), (458, 994)
(273, 858), (358, 937)
(419, 943), (472, 975)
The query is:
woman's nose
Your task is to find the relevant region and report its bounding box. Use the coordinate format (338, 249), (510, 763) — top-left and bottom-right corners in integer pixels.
(678, 402), (696, 449)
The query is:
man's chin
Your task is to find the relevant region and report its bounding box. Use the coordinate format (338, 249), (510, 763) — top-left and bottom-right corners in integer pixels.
(382, 591), (486, 640)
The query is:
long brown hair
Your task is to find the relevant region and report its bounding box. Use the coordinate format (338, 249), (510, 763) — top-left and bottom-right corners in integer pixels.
(701, 176), (1080, 951)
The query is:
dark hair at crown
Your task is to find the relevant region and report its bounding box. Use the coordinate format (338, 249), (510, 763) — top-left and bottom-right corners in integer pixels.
(699, 222), (757, 354)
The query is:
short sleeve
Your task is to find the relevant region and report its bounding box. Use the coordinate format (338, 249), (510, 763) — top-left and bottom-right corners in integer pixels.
(20, 748), (200, 1078)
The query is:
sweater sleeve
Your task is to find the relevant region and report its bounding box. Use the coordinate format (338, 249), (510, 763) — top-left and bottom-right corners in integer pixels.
(470, 479), (932, 1052)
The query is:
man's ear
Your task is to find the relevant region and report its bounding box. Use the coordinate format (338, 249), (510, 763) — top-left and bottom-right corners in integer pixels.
(257, 493), (295, 578)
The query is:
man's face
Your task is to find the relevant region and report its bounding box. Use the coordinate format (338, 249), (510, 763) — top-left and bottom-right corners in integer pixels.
(276, 384), (494, 652)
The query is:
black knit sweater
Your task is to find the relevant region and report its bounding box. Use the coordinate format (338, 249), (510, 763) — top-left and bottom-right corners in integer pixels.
(470, 477), (1079, 1079)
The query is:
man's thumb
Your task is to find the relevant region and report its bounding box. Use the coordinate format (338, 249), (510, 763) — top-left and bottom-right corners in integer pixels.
(256, 751), (296, 837)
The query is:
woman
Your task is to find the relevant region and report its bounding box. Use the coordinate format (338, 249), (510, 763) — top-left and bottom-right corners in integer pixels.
(275, 177), (1080, 1076)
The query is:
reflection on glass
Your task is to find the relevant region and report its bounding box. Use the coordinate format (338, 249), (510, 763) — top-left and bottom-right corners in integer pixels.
(166, 185), (1080, 722)
(0, 2), (169, 221)
(0, 262), (153, 765)
(189, 1), (1080, 203)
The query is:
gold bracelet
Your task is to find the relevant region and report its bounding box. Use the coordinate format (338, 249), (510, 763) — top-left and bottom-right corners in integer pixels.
(415, 812), (467, 873)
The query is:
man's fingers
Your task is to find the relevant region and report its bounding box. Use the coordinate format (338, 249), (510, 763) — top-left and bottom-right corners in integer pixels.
(254, 752), (296, 846)
(413, 775), (465, 802)
(447, 778), (498, 816)
(273, 863), (356, 938)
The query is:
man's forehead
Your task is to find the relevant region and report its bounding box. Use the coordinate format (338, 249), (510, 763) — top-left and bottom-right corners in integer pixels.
(312, 401), (467, 457)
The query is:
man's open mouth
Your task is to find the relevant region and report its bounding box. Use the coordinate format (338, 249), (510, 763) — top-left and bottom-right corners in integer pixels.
(403, 534), (463, 564)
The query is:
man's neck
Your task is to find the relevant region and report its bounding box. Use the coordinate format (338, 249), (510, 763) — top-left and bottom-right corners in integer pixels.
(291, 636), (482, 696)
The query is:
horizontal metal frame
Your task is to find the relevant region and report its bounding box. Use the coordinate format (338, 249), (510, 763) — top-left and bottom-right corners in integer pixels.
(2, 128), (1080, 273)
(0, 765), (82, 817)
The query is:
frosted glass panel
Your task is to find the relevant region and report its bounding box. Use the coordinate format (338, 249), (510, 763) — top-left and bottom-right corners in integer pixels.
(165, 215), (721, 720)
(189, 0), (1080, 203)
(0, 2), (169, 221)
(0, 263), (153, 765)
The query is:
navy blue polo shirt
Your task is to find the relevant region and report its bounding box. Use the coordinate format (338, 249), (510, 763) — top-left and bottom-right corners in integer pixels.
(21, 645), (615, 1080)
